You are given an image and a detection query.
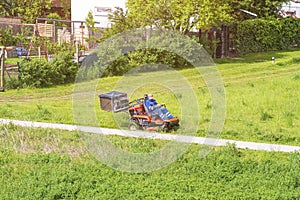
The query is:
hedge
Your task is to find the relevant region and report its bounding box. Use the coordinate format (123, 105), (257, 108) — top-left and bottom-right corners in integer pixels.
(236, 18), (300, 55)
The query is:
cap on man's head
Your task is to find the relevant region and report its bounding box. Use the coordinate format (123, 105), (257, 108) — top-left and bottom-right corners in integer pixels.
(148, 94), (153, 99)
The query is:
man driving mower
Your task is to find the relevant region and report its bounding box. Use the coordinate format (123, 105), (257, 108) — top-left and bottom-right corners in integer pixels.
(144, 94), (173, 121)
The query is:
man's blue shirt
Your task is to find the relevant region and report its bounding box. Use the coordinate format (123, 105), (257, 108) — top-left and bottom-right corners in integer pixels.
(145, 99), (157, 110)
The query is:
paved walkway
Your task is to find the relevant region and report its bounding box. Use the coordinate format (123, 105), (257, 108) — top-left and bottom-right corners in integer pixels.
(0, 118), (299, 153)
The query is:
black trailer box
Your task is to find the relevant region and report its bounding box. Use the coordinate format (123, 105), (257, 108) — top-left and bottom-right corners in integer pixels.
(99, 91), (129, 112)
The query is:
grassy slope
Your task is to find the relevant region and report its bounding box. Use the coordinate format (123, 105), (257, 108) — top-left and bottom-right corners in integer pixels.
(1, 49), (299, 145)
(1, 49), (300, 199)
(0, 125), (299, 199)
(217, 50), (300, 144)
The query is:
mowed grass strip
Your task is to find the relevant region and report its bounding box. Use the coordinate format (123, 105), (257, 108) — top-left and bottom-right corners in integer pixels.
(0, 49), (299, 145)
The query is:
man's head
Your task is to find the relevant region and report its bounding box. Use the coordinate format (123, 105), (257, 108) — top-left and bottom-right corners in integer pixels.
(148, 94), (153, 99)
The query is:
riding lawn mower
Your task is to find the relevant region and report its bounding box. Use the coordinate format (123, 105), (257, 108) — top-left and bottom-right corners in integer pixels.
(99, 91), (180, 132)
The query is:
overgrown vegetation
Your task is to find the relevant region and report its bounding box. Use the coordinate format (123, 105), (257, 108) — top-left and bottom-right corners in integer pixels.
(0, 125), (299, 199)
(0, 0), (65, 23)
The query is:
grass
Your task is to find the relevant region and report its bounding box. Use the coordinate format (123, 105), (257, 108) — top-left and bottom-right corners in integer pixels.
(0, 125), (300, 199)
(1, 48), (300, 199)
(0, 49), (299, 145)
(0, 124), (85, 155)
(5, 57), (23, 65)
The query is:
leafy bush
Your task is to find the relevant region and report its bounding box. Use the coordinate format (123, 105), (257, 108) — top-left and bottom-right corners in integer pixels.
(77, 30), (205, 80)
(51, 50), (79, 84)
(19, 58), (53, 88)
(5, 77), (22, 89)
(0, 27), (17, 46)
(236, 18), (300, 55)
(18, 51), (79, 88)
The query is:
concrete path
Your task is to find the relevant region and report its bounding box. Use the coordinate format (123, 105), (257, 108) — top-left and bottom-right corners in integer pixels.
(0, 118), (299, 153)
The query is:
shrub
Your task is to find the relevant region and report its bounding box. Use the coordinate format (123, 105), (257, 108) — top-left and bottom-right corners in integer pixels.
(236, 18), (300, 55)
(19, 58), (54, 88)
(51, 50), (79, 84)
(5, 77), (22, 89)
(77, 31), (202, 80)
(18, 51), (79, 88)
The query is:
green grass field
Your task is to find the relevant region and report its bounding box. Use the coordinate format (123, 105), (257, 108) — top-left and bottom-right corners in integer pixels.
(0, 125), (300, 199)
(1, 49), (299, 145)
(1, 49), (300, 199)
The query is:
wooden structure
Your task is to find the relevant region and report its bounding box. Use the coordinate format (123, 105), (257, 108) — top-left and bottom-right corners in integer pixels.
(37, 23), (55, 38)
(0, 46), (5, 92)
(0, 46), (18, 92)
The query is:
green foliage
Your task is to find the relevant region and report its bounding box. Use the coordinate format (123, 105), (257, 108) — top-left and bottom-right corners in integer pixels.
(101, 0), (233, 53)
(46, 13), (62, 20)
(13, 26), (34, 47)
(5, 77), (21, 90)
(0, 127), (300, 200)
(0, 0), (52, 23)
(232, 0), (289, 21)
(100, 7), (133, 42)
(97, 0), (234, 75)
(1, 49), (300, 145)
(198, 34), (220, 57)
(18, 50), (79, 88)
(81, 30), (205, 79)
(85, 11), (96, 31)
(46, 13), (65, 27)
(85, 10), (101, 46)
(0, 27), (17, 46)
(51, 50), (79, 84)
(19, 58), (53, 88)
(125, 0), (233, 32)
(236, 18), (300, 54)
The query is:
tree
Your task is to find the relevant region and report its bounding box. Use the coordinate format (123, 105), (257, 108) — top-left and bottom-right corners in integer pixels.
(98, 0), (235, 63)
(232, 0), (290, 20)
(85, 11), (101, 48)
(0, 0), (52, 23)
(99, 7), (135, 41)
(55, 0), (71, 19)
(100, 0), (234, 42)
(125, 0), (233, 34)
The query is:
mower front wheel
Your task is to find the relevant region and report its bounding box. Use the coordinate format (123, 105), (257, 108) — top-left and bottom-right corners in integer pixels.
(129, 122), (140, 131)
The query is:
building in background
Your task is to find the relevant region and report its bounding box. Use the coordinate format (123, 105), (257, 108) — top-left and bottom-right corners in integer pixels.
(281, 1), (300, 18)
(71, 0), (127, 48)
(71, 0), (126, 28)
